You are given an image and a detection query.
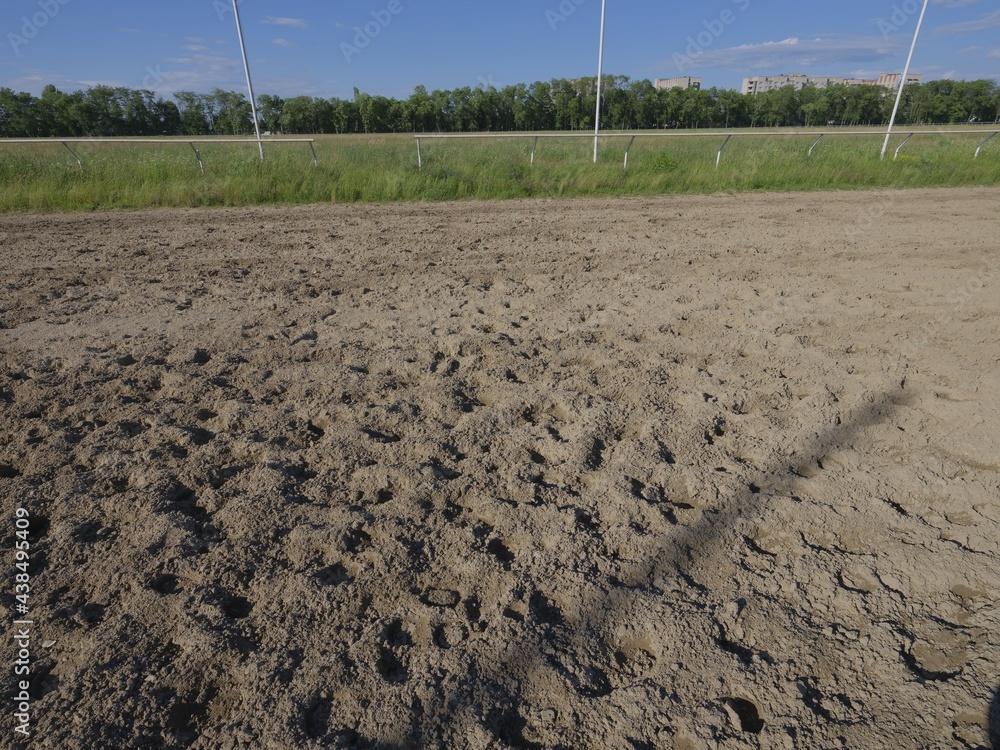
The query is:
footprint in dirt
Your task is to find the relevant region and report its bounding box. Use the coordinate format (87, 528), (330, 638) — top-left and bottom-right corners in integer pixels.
(0, 464), (21, 479)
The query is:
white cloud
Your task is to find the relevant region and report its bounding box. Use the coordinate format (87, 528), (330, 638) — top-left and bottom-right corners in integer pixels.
(154, 54), (244, 94)
(666, 35), (900, 72)
(255, 75), (325, 97)
(272, 38), (297, 48)
(78, 79), (127, 88)
(936, 9), (1000, 33)
(4, 68), (126, 93)
(261, 17), (308, 29)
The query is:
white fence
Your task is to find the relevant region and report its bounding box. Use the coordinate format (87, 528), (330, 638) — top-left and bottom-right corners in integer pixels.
(0, 137), (318, 173)
(414, 130), (1000, 170)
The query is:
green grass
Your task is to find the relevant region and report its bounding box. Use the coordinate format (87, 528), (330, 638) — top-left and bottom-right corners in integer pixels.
(1, 129), (998, 212)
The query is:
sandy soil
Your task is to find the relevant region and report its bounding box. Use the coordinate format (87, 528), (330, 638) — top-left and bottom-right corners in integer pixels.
(1, 188), (999, 749)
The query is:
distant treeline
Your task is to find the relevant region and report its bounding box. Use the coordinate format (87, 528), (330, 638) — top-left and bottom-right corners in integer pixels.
(2, 77), (998, 138)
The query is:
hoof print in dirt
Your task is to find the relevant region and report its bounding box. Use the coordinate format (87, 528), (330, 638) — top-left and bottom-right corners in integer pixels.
(190, 349), (212, 365)
(528, 591), (563, 626)
(720, 696), (765, 734)
(422, 587), (461, 608)
(434, 621), (468, 649)
(0, 463), (22, 478)
(376, 647), (409, 684)
(904, 633), (970, 681)
(486, 538), (515, 568)
(149, 573), (181, 595)
(303, 694), (333, 739)
(316, 563), (353, 586)
(342, 527), (372, 554)
(219, 594), (253, 620)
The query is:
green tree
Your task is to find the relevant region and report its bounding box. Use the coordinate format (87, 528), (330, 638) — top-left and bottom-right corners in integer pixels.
(280, 96), (316, 134)
(209, 89), (252, 135)
(174, 91), (210, 135)
(0, 88), (39, 136)
(3, 76), (994, 140)
(312, 98), (336, 134)
(525, 81), (554, 130)
(330, 98), (360, 134)
(407, 86), (435, 132)
(629, 78), (657, 129)
(84, 86), (127, 136)
(122, 89), (157, 135)
(715, 88), (750, 128)
(152, 99), (181, 135)
(257, 94), (284, 133)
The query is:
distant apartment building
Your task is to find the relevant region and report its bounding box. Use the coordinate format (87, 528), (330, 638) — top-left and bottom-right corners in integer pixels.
(654, 76), (702, 91)
(807, 77), (870, 88)
(742, 74), (809, 95)
(876, 73), (923, 89)
(742, 73), (922, 95)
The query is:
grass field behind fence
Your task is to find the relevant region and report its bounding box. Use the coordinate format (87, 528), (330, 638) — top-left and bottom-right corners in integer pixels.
(0, 129), (998, 212)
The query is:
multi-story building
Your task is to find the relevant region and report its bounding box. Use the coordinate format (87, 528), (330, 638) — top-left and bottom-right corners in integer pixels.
(654, 76), (702, 91)
(742, 73), (922, 95)
(806, 77), (870, 88)
(876, 73), (923, 89)
(742, 74), (809, 95)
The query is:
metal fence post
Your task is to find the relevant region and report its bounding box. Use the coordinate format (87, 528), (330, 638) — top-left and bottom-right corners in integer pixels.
(894, 133), (915, 160)
(716, 134), (733, 168)
(975, 132), (998, 160)
(61, 142), (83, 173)
(189, 143), (204, 173)
(623, 135), (636, 169)
(808, 134), (825, 158)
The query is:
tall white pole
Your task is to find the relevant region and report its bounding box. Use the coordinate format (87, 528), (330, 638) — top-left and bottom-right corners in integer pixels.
(593, 0), (607, 163)
(232, 0), (264, 160)
(881, 0), (929, 160)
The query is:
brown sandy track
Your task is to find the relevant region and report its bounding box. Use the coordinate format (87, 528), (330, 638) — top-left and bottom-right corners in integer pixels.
(1, 188), (998, 749)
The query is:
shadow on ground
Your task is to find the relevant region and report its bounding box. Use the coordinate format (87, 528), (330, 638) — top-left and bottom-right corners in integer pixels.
(990, 686), (999, 749)
(397, 387), (907, 747)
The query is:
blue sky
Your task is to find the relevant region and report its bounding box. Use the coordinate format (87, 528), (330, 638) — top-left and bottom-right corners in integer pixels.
(2, 0), (998, 99)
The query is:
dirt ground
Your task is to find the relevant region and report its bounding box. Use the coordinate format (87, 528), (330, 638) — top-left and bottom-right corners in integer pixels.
(1, 188), (998, 749)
